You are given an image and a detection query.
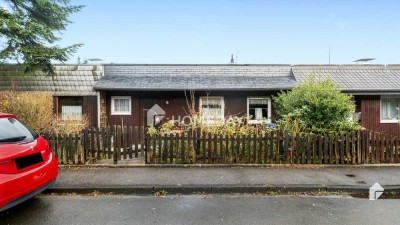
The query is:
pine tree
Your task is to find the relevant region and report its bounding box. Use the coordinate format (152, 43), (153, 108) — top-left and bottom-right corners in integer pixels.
(0, 0), (83, 75)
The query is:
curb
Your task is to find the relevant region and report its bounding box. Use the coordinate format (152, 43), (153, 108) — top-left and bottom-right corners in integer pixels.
(58, 164), (400, 169)
(45, 184), (400, 195)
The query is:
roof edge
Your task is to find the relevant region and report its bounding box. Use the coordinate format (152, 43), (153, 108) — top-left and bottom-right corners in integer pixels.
(103, 63), (293, 66)
(93, 87), (293, 91)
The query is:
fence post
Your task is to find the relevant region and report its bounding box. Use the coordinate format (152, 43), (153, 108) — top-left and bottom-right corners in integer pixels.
(351, 131), (356, 164)
(106, 126), (112, 159)
(163, 133), (168, 163)
(154, 134), (159, 164)
(128, 126), (133, 159)
(339, 133), (344, 164)
(169, 133), (174, 164)
(381, 133), (385, 163)
(276, 130), (280, 164)
(207, 133), (212, 164)
(259, 133), (264, 164)
(74, 133), (79, 164)
(159, 133), (163, 164)
(68, 133), (73, 164)
(372, 131), (376, 164)
(101, 127), (106, 157)
(52, 133), (57, 160)
(59, 133), (65, 164)
(284, 131), (289, 164)
(113, 125), (118, 164)
(390, 136), (395, 163)
(306, 134), (311, 164)
(195, 128), (200, 156)
(318, 134), (323, 164)
(312, 134), (317, 164)
(371, 132), (376, 163)
(81, 129), (86, 163)
(140, 127), (145, 157)
(357, 130), (361, 164)
(395, 136), (399, 163)
(134, 126), (139, 158)
(90, 127), (95, 159)
(144, 134), (149, 164)
(122, 126), (127, 160)
(193, 130), (198, 163)
(96, 127), (101, 160)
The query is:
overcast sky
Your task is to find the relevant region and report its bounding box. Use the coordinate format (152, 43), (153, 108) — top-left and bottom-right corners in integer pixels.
(55, 0), (400, 64)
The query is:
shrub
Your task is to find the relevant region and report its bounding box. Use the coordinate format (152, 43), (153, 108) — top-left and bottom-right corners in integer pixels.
(148, 115), (276, 137)
(0, 91), (55, 133)
(273, 75), (359, 133)
(55, 115), (90, 135)
(0, 91), (90, 134)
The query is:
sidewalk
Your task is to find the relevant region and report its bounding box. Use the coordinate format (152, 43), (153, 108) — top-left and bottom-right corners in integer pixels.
(48, 166), (400, 194)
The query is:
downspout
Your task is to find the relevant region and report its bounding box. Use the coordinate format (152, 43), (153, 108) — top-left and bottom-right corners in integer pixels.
(95, 64), (104, 128)
(97, 91), (101, 128)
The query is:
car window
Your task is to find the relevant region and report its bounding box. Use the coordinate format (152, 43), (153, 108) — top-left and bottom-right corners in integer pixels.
(0, 118), (39, 143)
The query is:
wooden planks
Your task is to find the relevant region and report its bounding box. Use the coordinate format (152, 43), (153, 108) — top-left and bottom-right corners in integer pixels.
(43, 127), (400, 166)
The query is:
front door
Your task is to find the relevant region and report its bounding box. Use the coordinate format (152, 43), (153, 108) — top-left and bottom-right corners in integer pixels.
(140, 99), (159, 127)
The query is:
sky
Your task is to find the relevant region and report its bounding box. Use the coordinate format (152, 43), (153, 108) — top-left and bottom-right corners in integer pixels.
(5, 0), (400, 64)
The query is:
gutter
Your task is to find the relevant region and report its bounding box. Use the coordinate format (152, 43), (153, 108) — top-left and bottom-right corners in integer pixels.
(92, 87), (294, 92)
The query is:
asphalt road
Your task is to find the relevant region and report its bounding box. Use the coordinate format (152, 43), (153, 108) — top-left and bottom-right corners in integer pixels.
(1, 194), (400, 225)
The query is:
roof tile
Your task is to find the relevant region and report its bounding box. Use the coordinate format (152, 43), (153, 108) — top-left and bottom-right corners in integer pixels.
(0, 65), (103, 96)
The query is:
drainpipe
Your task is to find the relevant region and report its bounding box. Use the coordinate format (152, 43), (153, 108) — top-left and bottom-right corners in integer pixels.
(97, 91), (101, 128)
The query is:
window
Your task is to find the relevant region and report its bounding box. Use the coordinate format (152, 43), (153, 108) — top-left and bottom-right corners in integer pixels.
(60, 97), (82, 120)
(0, 118), (38, 143)
(381, 96), (400, 123)
(62, 106), (82, 119)
(247, 97), (271, 124)
(200, 96), (224, 122)
(111, 96), (131, 115)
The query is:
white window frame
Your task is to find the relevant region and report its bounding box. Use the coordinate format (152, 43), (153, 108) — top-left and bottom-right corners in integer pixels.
(380, 95), (400, 123)
(199, 96), (225, 122)
(247, 97), (271, 124)
(111, 96), (131, 115)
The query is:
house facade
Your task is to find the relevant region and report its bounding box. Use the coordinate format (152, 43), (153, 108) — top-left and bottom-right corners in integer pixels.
(1, 63), (399, 137)
(0, 64), (103, 127)
(94, 64), (295, 128)
(94, 64), (400, 137)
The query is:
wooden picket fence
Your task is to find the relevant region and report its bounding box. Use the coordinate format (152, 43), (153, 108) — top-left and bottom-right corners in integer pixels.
(43, 126), (400, 165)
(146, 129), (400, 165)
(43, 126), (146, 164)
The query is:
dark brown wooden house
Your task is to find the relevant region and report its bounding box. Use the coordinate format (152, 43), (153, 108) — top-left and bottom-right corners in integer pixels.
(94, 64), (294, 128)
(94, 64), (400, 137)
(0, 64), (103, 127)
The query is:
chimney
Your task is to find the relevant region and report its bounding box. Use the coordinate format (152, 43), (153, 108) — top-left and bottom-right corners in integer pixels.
(230, 54), (235, 64)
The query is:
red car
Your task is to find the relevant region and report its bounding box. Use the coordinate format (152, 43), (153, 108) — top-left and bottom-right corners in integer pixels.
(0, 113), (58, 212)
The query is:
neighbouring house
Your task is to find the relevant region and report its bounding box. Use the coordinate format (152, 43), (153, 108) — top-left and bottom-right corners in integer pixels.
(0, 64), (103, 127)
(94, 64), (400, 137)
(292, 64), (400, 136)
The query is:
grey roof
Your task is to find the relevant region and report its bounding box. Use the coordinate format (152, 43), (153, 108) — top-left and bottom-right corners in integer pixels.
(95, 64), (295, 91)
(292, 64), (400, 92)
(4, 64), (399, 94)
(0, 65), (103, 96)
